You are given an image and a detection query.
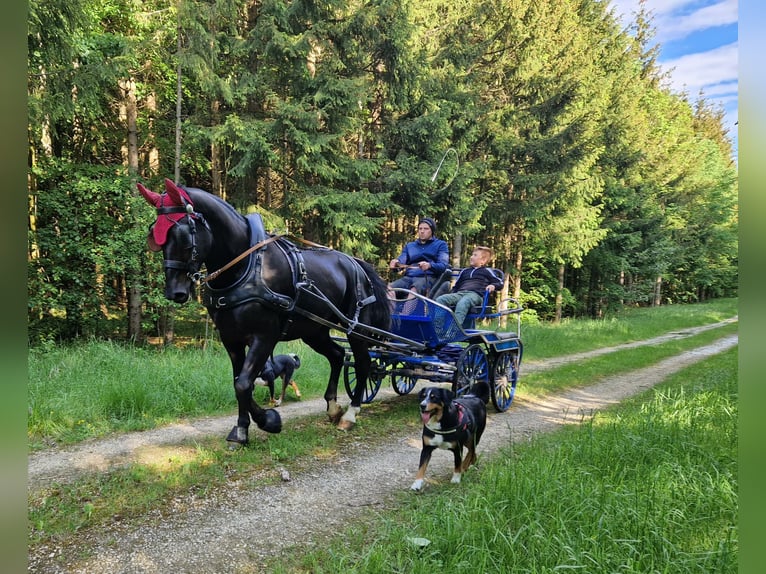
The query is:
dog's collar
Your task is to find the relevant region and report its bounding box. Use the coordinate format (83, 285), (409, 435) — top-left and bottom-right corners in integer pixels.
(427, 403), (468, 435)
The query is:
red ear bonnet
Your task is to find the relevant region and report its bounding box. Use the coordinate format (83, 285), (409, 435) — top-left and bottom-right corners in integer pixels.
(138, 179), (195, 247)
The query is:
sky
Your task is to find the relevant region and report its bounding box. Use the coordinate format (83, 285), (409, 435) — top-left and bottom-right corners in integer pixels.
(606, 0), (739, 158)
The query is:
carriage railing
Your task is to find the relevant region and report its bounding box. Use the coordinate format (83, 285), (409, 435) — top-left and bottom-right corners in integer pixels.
(389, 289), (466, 346)
(389, 288), (524, 346)
(466, 292), (524, 336)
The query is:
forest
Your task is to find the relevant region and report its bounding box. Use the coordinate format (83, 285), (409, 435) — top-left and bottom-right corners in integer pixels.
(27, 0), (738, 345)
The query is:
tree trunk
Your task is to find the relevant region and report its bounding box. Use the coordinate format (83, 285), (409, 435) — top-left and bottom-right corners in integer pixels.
(451, 232), (462, 269)
(511, 225), (524, 299)
(211, 99), (224, 198)
(159, 306), (175, 347)
(122, 77), (143, 342)
(554, 263), (564, 323)
(653, 275), (662, 306)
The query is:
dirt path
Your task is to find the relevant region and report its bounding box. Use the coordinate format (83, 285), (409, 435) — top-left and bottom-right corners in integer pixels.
(28, 320), (737, 574)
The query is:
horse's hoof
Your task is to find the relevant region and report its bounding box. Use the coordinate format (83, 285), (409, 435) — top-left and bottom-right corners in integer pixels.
(226, 426), (249, 445)
(258, 409), (282, 434)
(337, 418), (355, 432)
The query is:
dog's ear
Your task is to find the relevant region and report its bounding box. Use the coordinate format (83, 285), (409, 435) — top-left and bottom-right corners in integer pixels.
(444, 389), (455, 403)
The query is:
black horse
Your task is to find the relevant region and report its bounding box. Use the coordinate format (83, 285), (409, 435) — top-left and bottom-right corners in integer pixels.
(139, 179), (391, 444)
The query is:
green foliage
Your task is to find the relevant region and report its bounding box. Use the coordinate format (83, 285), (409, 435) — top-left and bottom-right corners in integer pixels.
(27, 0), (738, 341)
(28, 163), (152, 343)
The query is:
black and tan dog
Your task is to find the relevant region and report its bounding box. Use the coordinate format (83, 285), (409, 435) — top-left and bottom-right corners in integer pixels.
(254, 353), (302, 406)
(410, 381), (490, 491)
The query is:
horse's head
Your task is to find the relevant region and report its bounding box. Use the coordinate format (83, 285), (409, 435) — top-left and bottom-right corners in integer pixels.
(138, 179), (211, 304)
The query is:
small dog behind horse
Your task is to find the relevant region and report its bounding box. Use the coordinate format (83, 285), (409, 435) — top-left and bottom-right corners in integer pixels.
(255, 354), (302, 406)
(410, 381), (490, 491)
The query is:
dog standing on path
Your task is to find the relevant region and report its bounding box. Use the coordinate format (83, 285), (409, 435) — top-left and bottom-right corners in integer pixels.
(410, 381), (490, 491)
(254, 354), (302, 407)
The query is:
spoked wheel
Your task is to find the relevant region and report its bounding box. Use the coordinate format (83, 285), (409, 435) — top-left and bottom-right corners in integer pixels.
(490, 351), (519, 412)
(391, 361), (417, 395)
(452, 343), (489, 397)
(344, 357), (386, 404)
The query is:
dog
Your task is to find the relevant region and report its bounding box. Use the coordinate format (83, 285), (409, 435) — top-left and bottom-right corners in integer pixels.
(254, 354), (302, 406)
(410, 381), (490, 491)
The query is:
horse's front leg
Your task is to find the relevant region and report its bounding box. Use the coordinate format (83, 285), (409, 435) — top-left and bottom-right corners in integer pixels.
(222, 343), (250, 445)
(338, 338), (371, 431)
(225, 340), (282, 445)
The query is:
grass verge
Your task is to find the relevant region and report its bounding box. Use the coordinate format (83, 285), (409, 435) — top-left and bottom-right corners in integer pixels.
(269, 347), (737, 574)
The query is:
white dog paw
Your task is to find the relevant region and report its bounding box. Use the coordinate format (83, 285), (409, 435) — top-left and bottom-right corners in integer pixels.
(450, 473), (462, 484)
(410, 479), (424, 491)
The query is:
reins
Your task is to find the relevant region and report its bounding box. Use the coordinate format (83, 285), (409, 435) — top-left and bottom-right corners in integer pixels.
(195, 233), (331, 285)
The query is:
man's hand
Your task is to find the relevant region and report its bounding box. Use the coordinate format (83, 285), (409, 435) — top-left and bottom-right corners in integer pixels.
(390, 259), (401, 269)
(417, 261), (431, 271)
(486, 285), (496, 292)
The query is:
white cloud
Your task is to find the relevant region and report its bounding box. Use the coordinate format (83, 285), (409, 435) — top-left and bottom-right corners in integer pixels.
(661, 42), (739, 96)
(655, 0), (738, 43)
(607, 0), (738, 154)
(608, 0), (737, 40)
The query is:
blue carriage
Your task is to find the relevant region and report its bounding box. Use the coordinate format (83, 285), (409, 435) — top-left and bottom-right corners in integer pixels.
(341, 275), (524, 413)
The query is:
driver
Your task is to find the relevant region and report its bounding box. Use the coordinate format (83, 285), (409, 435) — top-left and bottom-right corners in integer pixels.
(388, 217), (449, 296)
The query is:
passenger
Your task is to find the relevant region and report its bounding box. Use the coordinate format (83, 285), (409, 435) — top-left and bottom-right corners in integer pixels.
(436, 246), (503, 327)
(388, 217), (450, 297)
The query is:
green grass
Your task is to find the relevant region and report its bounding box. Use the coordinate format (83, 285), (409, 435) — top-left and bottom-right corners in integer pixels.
(522, 320), (739, 397)
(27, 339), (331, 449)
(519, 297), (737, 360)
(271, 348), (737, 574)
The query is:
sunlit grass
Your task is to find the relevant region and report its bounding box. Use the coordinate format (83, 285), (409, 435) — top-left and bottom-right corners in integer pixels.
(522, 320), (739, 397)
(520, 297), (737, 360)
(27, 339), (331, 449)
(272, 348), (737, 574)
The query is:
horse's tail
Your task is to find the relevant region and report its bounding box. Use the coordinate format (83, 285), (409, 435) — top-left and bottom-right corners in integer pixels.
(356, 258), (391, 331)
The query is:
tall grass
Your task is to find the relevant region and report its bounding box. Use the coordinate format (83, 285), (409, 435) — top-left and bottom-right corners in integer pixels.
(276, 348), (737, 574)
(520, 297), (737, 360)
(27, 339), (330, 448)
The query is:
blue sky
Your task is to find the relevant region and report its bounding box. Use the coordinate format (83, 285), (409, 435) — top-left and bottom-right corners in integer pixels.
(607, 0), (739, 158)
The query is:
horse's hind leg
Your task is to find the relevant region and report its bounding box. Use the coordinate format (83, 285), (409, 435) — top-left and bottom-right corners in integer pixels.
(304, 330), (346, 426)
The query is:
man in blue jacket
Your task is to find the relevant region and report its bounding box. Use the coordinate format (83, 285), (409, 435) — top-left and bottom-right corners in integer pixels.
(389, 217), (450, 296)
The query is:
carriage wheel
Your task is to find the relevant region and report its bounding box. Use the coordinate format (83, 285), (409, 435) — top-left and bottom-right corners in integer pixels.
(452, 344), (489, 397)
(344, 357), (385, 404)
(391, 361), (417, 395)
(490, 351), (519, 412)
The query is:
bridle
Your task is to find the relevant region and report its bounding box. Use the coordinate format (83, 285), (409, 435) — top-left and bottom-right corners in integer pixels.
(154, 203), (209, 282)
